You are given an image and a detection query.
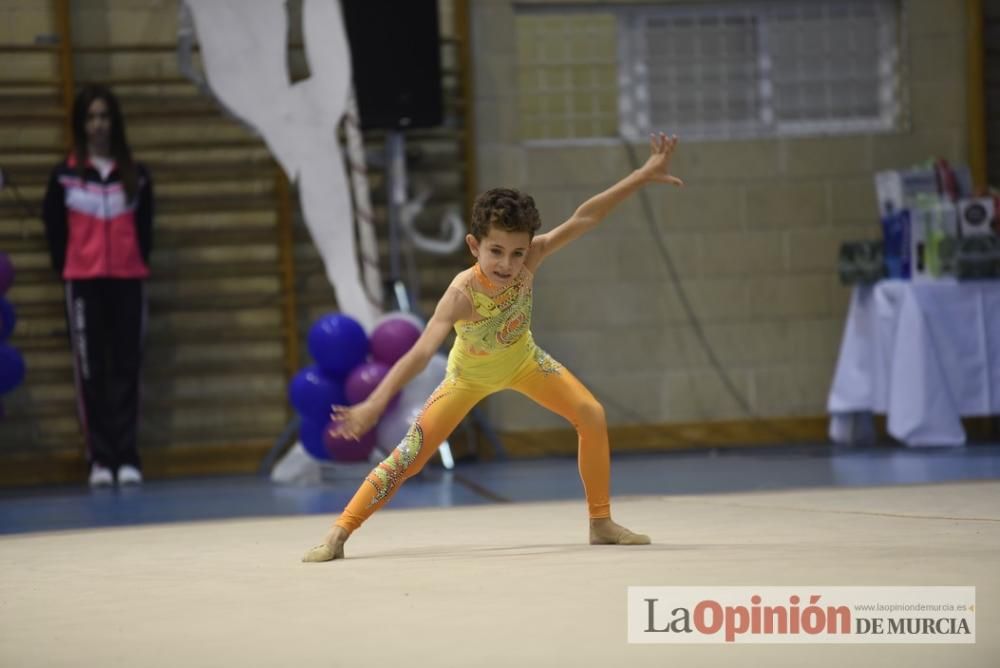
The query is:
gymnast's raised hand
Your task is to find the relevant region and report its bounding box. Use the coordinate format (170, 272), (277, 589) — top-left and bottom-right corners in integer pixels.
(636, 132), (684, 187)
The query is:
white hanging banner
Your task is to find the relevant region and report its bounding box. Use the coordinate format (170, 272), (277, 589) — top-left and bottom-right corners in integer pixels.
(183, 0), (381, 328)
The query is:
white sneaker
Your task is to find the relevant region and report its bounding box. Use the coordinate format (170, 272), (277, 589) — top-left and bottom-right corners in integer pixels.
(117, 465), (143, 486)
(89, 464), (114, 488)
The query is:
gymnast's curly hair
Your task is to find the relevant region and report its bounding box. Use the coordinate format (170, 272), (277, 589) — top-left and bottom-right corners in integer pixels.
(470, 188), (542, 240)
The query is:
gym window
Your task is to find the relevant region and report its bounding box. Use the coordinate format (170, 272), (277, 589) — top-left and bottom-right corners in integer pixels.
(515, 1), (904, 142)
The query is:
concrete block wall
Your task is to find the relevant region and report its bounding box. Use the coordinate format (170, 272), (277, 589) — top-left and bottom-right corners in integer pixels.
(470, 0), (971, 430)
(2, 0), (972, 445)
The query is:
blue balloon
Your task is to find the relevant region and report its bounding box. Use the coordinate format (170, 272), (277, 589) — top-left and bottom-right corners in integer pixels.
(288, 365), (346, 422)
(307, 313), (369, 378)
(299, 417), (331, 461)
(0, 344), (25, 394)
(0, 298), (16, 342)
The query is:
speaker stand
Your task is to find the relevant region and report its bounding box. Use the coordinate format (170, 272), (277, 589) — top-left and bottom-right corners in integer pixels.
(384, 131), (506, 464)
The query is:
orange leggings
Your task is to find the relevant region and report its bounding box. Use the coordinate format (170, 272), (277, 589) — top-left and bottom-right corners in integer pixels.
(335, 347), (611, 533)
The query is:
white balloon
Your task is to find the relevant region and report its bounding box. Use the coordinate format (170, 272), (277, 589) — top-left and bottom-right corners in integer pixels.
(374, 352), (450, 453)
(406, 353), (448, 398)
(376, 396), (423, 452)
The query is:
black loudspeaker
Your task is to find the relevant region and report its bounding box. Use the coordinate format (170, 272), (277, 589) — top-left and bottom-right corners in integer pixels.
(340, 0), (444, 130)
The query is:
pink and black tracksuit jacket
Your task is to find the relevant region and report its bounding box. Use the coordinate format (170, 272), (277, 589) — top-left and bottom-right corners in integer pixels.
(42, 155), (154, 470)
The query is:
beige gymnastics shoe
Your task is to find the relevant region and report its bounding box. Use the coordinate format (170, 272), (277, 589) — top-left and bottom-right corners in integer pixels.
(590, 518), (651, 545)
(302, 542), (345, 562)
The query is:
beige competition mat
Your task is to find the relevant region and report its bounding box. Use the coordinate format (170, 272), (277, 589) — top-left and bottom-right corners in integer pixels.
(1, 481), (997, 667)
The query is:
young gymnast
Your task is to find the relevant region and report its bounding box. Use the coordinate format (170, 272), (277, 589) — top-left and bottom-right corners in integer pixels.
(303, 133), (683, 562)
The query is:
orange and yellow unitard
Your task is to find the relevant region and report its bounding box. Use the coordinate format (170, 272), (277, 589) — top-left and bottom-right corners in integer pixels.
(335, 264), (611, 533)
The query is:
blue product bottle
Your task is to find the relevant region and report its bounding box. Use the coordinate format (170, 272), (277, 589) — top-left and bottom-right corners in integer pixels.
(881, 205), (910, 279)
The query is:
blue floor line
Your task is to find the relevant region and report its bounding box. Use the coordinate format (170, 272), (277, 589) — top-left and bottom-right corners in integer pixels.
(1, 443), (998, 535)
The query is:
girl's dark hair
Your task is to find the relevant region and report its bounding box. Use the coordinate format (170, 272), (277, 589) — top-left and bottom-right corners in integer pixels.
(72, 84), (138, 202)
(470, 188), (542, 240)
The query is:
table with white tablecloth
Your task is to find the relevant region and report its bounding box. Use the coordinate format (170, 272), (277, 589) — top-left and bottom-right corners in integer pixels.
(827, 279), (1000, 446)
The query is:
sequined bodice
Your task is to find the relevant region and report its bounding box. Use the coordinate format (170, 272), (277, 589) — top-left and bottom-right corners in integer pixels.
(452, 266), (533, 358)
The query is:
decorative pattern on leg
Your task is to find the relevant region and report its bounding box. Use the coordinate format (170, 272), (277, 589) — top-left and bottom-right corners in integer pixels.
(533, 346), (563, 375)
(365, 423), (423, 508)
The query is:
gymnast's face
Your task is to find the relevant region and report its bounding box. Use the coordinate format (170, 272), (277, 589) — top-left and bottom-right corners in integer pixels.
(467, 225), (531, 287)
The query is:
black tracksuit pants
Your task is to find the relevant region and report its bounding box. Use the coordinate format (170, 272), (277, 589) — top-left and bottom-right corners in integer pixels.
(65, 278), (146, 470)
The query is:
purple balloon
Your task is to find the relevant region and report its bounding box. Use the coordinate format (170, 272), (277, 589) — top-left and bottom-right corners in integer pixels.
(344, 360), (399, 409)
(0, 252), (12, 297)
(370, 316), (422, 366)
(323, 420), (376, 462)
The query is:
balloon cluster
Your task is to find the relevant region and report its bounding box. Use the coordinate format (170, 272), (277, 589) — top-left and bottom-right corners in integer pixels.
(289, 311), (448, 463)
(0, 252), (25, 399)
